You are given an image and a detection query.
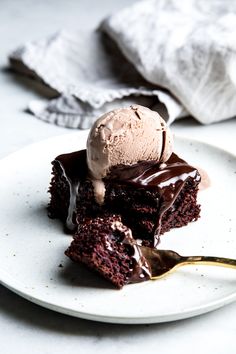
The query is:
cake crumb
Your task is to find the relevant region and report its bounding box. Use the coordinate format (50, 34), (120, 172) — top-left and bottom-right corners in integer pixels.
(58, 263), (63, 268)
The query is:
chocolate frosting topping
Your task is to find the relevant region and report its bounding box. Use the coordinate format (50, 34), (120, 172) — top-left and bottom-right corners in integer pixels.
(56, 149), (200, 187)
(106, 153), (199, 187)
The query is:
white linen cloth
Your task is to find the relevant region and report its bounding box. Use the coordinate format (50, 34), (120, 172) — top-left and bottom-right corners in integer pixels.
(9, 0), (236, 128)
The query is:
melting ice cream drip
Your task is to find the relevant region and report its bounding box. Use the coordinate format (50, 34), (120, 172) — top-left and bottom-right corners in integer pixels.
(59, 162), (79, 230)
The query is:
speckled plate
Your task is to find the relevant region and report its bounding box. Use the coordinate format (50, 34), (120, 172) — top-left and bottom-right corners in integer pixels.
(0, 132), (235, 324)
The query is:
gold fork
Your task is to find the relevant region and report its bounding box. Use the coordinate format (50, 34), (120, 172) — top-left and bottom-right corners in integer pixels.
(141, 246), (236, 279)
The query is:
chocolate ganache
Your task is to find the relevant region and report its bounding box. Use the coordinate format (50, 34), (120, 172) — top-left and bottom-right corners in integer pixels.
(53, 149), (200, 244)
(110, 219), (152, 283)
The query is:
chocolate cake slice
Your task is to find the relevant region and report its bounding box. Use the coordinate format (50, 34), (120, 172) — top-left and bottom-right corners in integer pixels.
(49, 149), (201, 247)
(65, 215), (151, 289)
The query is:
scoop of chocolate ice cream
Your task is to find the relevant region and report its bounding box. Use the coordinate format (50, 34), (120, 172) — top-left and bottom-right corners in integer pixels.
(86, 105), (173, 204)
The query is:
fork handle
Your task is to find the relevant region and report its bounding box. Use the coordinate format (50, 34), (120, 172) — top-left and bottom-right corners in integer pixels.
(183, 256), (236, 269)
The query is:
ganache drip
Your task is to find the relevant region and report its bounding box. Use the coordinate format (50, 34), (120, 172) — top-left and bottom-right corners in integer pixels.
(111, 220), (151, 283)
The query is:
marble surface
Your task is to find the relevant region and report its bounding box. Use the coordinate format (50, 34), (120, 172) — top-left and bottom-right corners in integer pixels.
(0, 1), (236, 353)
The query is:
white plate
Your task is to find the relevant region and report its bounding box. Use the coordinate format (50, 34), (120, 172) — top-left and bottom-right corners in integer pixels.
(0, 132), (235, 324)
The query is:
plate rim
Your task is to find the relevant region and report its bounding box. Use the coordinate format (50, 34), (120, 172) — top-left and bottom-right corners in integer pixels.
(1, 271), (236, 324)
